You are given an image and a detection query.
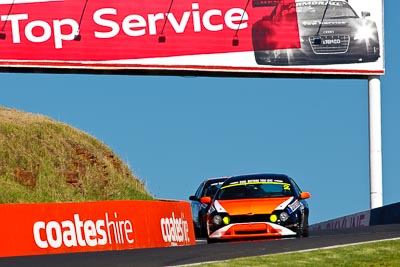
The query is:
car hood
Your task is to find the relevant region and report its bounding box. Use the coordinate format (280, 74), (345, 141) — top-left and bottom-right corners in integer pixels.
(214, 197), (293, 216)
(299, 18), (364, 31)
(298, 18), (373, 38)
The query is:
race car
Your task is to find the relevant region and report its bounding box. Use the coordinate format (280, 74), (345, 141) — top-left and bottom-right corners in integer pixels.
(201, 174), (310, 243)
(252, 0), (380, 65)
(189, 176), (229, 237)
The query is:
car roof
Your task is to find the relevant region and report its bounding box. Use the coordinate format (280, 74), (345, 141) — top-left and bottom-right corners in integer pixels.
(222, 173), (291, 185)
(203, 176), (230, 184)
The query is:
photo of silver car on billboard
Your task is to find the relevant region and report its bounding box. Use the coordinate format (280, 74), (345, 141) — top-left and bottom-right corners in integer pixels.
(252, 0), (380, 65)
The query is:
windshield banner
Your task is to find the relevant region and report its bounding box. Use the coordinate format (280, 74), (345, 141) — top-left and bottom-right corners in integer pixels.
(0, 0), (384, 76)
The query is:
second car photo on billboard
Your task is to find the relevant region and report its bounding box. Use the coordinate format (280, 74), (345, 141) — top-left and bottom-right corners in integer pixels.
(252, 0), (381, 66)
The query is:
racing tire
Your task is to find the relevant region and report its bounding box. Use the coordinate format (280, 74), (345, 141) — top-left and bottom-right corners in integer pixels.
(302, 215), (310, 237)
(199, 216), (207, 238)
(293, 215), (308, 238)
(295, 226), (302, 238)
(194, 226), (201, 238)
(301, 220), (310, 237)
(296, 214), (309, 238)
(302, 225), (310, 237)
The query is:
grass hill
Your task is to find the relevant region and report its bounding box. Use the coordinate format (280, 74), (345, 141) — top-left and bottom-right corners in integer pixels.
(0, 107), (153, 203)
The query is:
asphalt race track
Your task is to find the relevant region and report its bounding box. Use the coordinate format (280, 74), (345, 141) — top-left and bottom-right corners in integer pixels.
(1, 224), (399, 267)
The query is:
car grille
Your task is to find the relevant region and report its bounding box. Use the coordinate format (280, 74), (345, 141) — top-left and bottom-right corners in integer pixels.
(230, 214), (269, 224)
(309, 35), (350, 54)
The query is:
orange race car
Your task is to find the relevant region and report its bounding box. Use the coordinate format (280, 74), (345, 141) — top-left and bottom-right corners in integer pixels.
(201, 174), (310, 243)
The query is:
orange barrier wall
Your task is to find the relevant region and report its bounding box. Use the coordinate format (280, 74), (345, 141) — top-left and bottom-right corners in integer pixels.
(0, 200), (195, 258)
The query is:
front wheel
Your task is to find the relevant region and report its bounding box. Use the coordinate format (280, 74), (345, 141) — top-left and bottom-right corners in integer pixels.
(302, 215), (310, 237)
(296, 214), (309, 238)
(302, 224), (309, 237)
(194, 226), (201, 238)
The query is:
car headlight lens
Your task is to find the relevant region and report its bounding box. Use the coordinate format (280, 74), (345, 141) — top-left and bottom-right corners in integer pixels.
(222, 216), (230, 225)
(212, 215), (222, 225)
(354, 22), (376, 41)
(270, 214), (278, 223)
(279, 212), (289, 222)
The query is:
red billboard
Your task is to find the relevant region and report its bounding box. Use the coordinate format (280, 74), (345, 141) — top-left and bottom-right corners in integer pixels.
(0, 0), (384, 76)
(0, 200), (195, 257)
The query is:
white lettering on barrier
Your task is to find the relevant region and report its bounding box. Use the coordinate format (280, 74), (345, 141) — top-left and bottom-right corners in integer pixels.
(311, 211), (371, 231)
(160, 212), (190, 244)
(0, 2), (248, 49)
(326, 213), (368, 230)
(33, 212), (134, 249)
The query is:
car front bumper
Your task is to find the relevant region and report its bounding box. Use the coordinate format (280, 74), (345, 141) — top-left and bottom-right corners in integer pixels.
(208, 222), (297, 240)
(255, 38), (380, 65)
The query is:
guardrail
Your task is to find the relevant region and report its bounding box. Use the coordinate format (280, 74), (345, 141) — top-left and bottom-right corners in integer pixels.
(310, 202), (400, 231)
(0, 200), (195, 258)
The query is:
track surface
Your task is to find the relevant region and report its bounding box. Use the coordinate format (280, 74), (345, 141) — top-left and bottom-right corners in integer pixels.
(1, 224), (399, 267)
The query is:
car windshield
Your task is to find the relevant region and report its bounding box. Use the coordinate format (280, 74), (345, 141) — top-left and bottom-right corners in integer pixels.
(296, 2), (358, 20)
(217, 181), (293, 200)
(203, 182), (224, 197)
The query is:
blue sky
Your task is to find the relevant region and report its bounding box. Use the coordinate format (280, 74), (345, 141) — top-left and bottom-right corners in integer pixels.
(1, 1), (398, 224)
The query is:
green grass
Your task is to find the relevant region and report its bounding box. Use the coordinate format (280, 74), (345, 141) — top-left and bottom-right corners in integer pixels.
(0, 107), (153, 203)
(191, 239), (400, 267)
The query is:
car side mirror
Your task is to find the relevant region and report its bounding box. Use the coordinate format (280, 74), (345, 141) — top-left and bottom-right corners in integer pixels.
(300, 192), (311, 199)
(189, 196), (198, 201)
(200, 196), (212, 204)
(361, 11), (371, 18)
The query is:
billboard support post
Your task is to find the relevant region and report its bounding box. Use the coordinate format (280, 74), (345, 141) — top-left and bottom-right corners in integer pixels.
(368, 76), (383, 209)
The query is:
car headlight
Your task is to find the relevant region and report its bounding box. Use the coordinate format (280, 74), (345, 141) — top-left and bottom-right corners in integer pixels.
(212, 215), (222, 225)
(279, 212), (289, 222)
(222, 216), (230, 225)
(354, 22), (376, 41)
